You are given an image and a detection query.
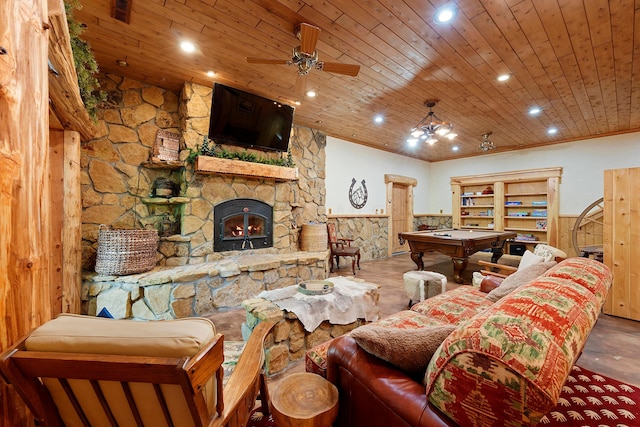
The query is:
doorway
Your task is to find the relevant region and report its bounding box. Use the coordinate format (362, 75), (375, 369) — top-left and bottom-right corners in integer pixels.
(385, 175), (417, 256)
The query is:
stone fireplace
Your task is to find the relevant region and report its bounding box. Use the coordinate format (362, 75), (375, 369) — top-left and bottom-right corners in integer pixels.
(214, 198), (273, 252)
(80, 76), (331, 319)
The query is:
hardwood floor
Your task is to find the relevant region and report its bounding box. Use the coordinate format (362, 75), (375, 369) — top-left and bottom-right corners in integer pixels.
(212, 252), (640, 386)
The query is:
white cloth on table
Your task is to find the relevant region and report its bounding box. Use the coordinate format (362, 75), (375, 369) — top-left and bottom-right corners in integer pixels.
(258, 277), (380, 332)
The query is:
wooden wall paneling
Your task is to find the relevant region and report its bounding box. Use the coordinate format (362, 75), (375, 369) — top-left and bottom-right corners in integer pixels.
(63, 131), (82, 314)
(451, 183), (461, 229)
(558, 216), (579, 257)
(49, 131), (64, 316)
(546, 176), (560, 247)
(603, 168), (640, 320)
(493, 181), (504, 231)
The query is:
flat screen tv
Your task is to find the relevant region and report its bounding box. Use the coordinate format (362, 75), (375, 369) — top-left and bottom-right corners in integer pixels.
(208, 83), (295, 152)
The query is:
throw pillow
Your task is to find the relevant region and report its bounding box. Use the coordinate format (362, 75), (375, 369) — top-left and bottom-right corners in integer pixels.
(351, 324), (456, 376)
(518, 249), (545, 270)
(533, 244), (567, 262)
(486, 261), (557, 302)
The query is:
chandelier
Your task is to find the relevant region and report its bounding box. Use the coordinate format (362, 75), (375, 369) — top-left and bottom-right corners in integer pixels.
(479, 131), (495, 151)
(407, 100), (457, 146)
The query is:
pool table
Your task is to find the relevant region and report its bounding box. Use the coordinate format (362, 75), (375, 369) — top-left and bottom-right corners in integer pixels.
(398, 229), (517, 284)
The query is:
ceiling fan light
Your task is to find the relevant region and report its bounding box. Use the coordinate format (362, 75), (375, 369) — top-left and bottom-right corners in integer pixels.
(436, 127), (450, 136)
(411, 129), (424, 137)
(407, 138), (419, 146)
(427, 138), (438, 145)
(445, 133), (457, 140)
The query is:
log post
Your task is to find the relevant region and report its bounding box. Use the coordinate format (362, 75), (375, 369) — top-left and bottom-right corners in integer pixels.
(1, 0), (52, 425)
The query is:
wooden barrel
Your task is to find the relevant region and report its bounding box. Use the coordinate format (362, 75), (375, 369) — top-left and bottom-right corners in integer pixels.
(300, 223), (328, 251)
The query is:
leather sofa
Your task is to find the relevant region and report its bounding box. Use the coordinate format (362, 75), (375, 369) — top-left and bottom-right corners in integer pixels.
(323, 257), (612, 427)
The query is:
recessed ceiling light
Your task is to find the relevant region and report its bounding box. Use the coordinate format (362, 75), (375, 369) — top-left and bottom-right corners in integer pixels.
(497, 74), (511, 82)
(116, 59), (128, 67)
(180, 41), (196, 53)
(306, 90), (317, 98)
(452, 146), (459, 151)
(548, 127), (558, 135)
(206, 70), (215, 77)
(434, 5), (456, 23)
(374, 115), (384, 124)
(529, 107), (542, 115)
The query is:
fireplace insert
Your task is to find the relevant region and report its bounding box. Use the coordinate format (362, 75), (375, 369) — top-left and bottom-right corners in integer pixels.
(214, 199), (273, 251)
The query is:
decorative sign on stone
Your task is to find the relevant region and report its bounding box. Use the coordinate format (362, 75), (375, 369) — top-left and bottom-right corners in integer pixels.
(153, 130), (180, 161)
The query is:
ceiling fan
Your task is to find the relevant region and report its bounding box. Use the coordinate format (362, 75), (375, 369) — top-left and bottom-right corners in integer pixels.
(246, 23), (361, 95)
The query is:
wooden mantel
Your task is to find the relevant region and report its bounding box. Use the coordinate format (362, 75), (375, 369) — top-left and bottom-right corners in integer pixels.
(195, 155), (299, 181)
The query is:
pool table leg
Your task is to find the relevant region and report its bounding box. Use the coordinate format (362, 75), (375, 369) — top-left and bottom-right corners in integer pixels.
(410, 251), (424, 271)
(451, 257), (468, 284)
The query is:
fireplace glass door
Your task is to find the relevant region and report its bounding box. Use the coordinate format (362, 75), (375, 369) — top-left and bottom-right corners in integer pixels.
(214, 199), (273, 251)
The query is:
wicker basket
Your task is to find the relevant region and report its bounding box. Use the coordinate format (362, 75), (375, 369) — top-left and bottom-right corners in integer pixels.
(95, 225), (159, 275)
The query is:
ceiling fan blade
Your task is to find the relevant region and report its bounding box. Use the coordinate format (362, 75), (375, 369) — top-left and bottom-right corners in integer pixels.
(320, 62), (360, 77)
(299, 23), (321, 54)
(294, 74), (308, 96)
(246, 57), (289, 65)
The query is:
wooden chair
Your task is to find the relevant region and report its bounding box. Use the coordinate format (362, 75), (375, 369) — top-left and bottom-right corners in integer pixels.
(327, 222), (361, 275)
(0, 314), (274, 427)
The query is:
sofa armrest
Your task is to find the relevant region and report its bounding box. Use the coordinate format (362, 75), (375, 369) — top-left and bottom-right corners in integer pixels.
(479, 275), (504, 293)
(327, 335), (456, 427)
(425, 258), (614, 426)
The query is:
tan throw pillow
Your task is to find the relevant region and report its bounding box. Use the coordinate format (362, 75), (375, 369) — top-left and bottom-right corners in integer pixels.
(486, 261), (557, 302)
(351, 324), (456, 376)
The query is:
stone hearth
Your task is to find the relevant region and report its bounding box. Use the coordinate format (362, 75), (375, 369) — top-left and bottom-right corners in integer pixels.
(82, 251), (329, 320)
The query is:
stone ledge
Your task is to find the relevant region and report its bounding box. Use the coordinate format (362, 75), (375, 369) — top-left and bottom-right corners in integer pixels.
(81, 251), (331, 320)
(83, 251), (330, 286)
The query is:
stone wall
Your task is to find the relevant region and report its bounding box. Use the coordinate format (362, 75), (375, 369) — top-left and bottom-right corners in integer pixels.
(414, 214), (453, 230)
(81, 75), (327, 270)
(328, 217), (389, 261)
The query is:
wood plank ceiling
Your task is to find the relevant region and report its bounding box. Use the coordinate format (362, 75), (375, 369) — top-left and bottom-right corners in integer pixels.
(74, 0), (640, 162)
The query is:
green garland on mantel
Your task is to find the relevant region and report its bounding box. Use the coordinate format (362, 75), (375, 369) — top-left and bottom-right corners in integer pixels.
(186, 137), (296, 168)
(65, 0), (106, 120)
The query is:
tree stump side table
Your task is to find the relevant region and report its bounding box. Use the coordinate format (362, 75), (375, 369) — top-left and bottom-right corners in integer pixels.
(269, 372), (339, 427)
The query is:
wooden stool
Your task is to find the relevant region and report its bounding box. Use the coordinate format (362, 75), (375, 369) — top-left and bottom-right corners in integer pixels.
(269, 372), (339, 427)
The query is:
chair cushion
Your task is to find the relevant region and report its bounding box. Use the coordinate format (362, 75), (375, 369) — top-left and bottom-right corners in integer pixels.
(25, 314), (217, 358)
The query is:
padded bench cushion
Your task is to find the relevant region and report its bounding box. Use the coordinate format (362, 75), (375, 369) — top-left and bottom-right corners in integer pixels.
(25, 313), (217, 358)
